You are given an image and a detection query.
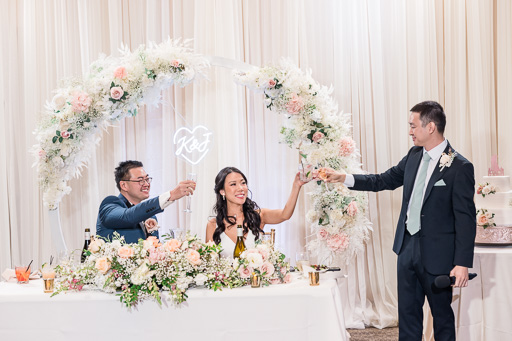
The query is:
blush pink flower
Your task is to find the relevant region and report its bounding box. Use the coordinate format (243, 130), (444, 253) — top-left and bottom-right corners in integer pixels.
(60, 131), (71, 139)
(285, 93), (305, 115)
(186, 249), (201, 266)
(144, 218), (159, 233)
(238, 266), (252, 279)
(113, 66), (127, 79)
(326, 233), (350, 252)
(110, 86), (124, 100)
(38, 150), (46, 158)
(148, 248), (165, 264)
(270, 278), (282, 285)
(118, 246), (134, 259)
(283, 273), (292, 283)
(95, 257), (111, 274)
(339, 137), (356, 157)
(477, 214), (488, 226)
(280, 266), (287, 275)
(268, 79), (276, 88)
(171, 60), (180, 68)
(143, 236), (160, 249)
(71, 91), (92, 113)
(312, 131), (325, 143)
(260, 262), (275, 277)
(317, 228), (328, 240)
(164, 239), (182, 252)
(346, 201), (358, 217)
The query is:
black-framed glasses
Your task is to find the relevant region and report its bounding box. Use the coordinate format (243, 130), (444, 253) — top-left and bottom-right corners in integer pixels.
(122, 177), (153, 186)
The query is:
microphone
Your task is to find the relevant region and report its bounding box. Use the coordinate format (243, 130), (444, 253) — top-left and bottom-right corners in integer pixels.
(434, 273), (477, 288)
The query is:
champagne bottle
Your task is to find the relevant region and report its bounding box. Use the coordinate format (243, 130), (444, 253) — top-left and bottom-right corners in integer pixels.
(233, 225), (246, 258)
(81, 228), (91, 263)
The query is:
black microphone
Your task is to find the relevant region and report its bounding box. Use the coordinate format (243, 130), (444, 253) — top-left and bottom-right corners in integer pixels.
(434, 273), (477, 288)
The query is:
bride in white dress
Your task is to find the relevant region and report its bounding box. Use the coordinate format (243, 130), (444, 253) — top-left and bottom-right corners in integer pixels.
(205, 167), (306, 258)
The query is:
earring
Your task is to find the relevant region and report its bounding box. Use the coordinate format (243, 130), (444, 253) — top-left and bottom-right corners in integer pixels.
(222, 194), (225, 201)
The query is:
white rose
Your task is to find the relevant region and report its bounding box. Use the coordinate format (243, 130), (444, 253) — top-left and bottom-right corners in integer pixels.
(194, 273), (208, 286)
(440, 154), (451, 164)
(246, 252), (264, 269)
(482, 186), (491, 195)
(52, 94), (67, 111)
(88, 238), (105, 253)
(111, 240), (122, 249)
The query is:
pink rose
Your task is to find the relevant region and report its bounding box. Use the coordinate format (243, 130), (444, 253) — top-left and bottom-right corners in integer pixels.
(317, 228), (328, 240)
(110, 86), (124, 100)
(280, 266), (287, 275)
(270, 278), (282, 285)
(171, 60), (180, 68)
(118, 246), (134, 259)
(143, 236), (160, 249)
(326, 233), (350, 252)
(38, 150), (46, 158)
(268, 79), (276, 88)
(260, 262), (275, 277)
(95, 257), (111, 274)
(238, 266), (252, 279)
(285, 93), (305, 114)
(71, 91), (92, 113)
(186, 249), (201, 266)
(60, 131), (71, 139)
(346, 201), (358, 217)
(113, 66), (127, 79)
(312, 131), (325, 143)
(477, 214), (488, 226)
(339, 137), (356, 157)
(144, 218), (159, 233)
(148, 248), (165, 264)
(164, 239), (182, 252)
(283, 273), (292, 283)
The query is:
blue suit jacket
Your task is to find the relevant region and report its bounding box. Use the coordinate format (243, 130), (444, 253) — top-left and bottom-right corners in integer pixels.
(96, 194), (163, 244)
(351, 142), (476, 275)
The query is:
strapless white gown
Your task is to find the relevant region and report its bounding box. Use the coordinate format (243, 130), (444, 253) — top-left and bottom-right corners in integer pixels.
(219, 229), (257, 259)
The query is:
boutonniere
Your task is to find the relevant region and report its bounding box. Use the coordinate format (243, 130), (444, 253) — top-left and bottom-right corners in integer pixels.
(144, 218), (159, 233)
(439, 149), (457, 171)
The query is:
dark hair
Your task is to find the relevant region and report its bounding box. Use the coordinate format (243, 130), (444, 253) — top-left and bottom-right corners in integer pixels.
(410, 101), (446, 135)
(115, 160), (144, 191)
(212, 167), (262, 245)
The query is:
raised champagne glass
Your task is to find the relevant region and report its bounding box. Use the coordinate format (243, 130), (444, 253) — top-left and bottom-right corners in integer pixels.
(184, 172), (197, 213)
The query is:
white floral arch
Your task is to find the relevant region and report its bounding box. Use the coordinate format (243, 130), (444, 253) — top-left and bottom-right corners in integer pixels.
(35, 39), (371, 264)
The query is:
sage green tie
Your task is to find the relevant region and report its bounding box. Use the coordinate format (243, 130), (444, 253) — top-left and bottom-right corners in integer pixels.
(407, 152), (431, 235)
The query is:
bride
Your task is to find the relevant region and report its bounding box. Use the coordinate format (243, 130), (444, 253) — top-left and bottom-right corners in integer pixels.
(205, 167), (306, 258)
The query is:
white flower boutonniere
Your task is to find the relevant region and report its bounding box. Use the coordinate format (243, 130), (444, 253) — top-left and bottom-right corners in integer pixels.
(439, 149), (457, 172)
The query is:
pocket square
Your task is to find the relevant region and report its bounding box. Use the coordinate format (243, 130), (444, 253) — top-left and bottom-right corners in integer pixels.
(434, 179), (446, 186)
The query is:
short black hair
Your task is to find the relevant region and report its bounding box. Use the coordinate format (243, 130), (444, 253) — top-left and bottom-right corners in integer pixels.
(410, 101), (446, 135)
(115, 160), (144, 191)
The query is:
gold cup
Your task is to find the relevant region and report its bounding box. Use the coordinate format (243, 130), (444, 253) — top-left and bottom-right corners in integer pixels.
(43, 278), (55, 293)
(309, 271), (320, 286)
(251, 272), (261, 288)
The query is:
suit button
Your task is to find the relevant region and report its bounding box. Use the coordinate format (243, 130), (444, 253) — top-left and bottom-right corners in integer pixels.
(421, 215), (424, 217)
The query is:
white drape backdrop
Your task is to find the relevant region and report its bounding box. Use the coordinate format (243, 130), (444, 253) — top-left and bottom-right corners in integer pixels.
(2, 0), (512, 330)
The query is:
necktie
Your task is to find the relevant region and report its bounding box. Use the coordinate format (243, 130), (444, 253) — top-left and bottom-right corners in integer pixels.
(407, 152), (431, 235)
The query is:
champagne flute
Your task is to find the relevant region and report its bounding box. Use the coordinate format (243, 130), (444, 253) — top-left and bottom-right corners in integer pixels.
(184, 172), (197, 213)
(295, 251), (310, 278)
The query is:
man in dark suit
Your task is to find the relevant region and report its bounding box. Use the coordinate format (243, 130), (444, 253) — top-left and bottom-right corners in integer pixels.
(317, 101), (476, 340)
(96, 160), (196, 244)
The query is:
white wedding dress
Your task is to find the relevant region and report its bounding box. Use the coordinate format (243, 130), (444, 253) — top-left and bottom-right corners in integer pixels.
(219, 229), (257, 259)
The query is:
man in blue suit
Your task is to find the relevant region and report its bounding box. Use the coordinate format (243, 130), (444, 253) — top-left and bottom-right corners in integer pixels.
(316, 101), (476, 340)
(97, 160), (196, 244)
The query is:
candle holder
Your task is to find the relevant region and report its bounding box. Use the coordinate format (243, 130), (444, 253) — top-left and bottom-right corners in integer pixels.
(309, 271), (320, 286)
(251, 272), (261, 288)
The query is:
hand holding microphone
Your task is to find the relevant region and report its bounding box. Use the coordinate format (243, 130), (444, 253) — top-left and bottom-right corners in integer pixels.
(434, 273), (477, 289)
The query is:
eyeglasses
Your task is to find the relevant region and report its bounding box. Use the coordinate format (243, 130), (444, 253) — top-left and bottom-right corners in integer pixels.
(122, 177), (153, 186)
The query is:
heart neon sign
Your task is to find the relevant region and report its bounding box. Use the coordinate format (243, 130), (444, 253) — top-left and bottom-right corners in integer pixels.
(173, 125), (213, 165)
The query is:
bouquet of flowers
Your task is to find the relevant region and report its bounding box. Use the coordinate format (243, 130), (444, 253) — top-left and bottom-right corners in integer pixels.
(54, 234), (292, 307)
(476, 183), (497, 197)
(476, 208), (496, 229)
(233, 241), (292, 286)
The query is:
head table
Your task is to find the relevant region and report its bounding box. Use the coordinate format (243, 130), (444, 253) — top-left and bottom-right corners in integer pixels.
(0, 274), (348, 341)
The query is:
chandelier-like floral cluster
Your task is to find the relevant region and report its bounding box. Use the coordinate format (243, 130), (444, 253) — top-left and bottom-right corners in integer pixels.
(234, 60), (372, 264)
(54, 234), (291, 307)
(33, 39), (209, 209)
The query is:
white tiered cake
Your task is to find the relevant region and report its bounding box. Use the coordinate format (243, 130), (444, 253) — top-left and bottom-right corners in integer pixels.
(475, 157), (512, 245)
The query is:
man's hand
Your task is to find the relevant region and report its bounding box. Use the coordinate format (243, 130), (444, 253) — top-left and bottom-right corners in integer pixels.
(312, 167), (347, 183)
(170, 180), (196, 201)
(450, 265), (469, 288)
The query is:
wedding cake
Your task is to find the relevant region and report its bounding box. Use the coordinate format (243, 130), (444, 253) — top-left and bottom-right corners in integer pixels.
(475, 156), (512, 245)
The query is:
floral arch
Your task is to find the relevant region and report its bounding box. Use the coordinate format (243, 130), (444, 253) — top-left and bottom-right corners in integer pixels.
(34, 39), (371, 264)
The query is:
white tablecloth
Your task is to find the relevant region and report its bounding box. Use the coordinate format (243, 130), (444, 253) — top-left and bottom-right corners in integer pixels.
(424, 246), (512, 340)
(0, 275), (348, 341)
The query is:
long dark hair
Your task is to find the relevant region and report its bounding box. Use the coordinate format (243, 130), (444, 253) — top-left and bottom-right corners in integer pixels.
(212, 167), (262, 245)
